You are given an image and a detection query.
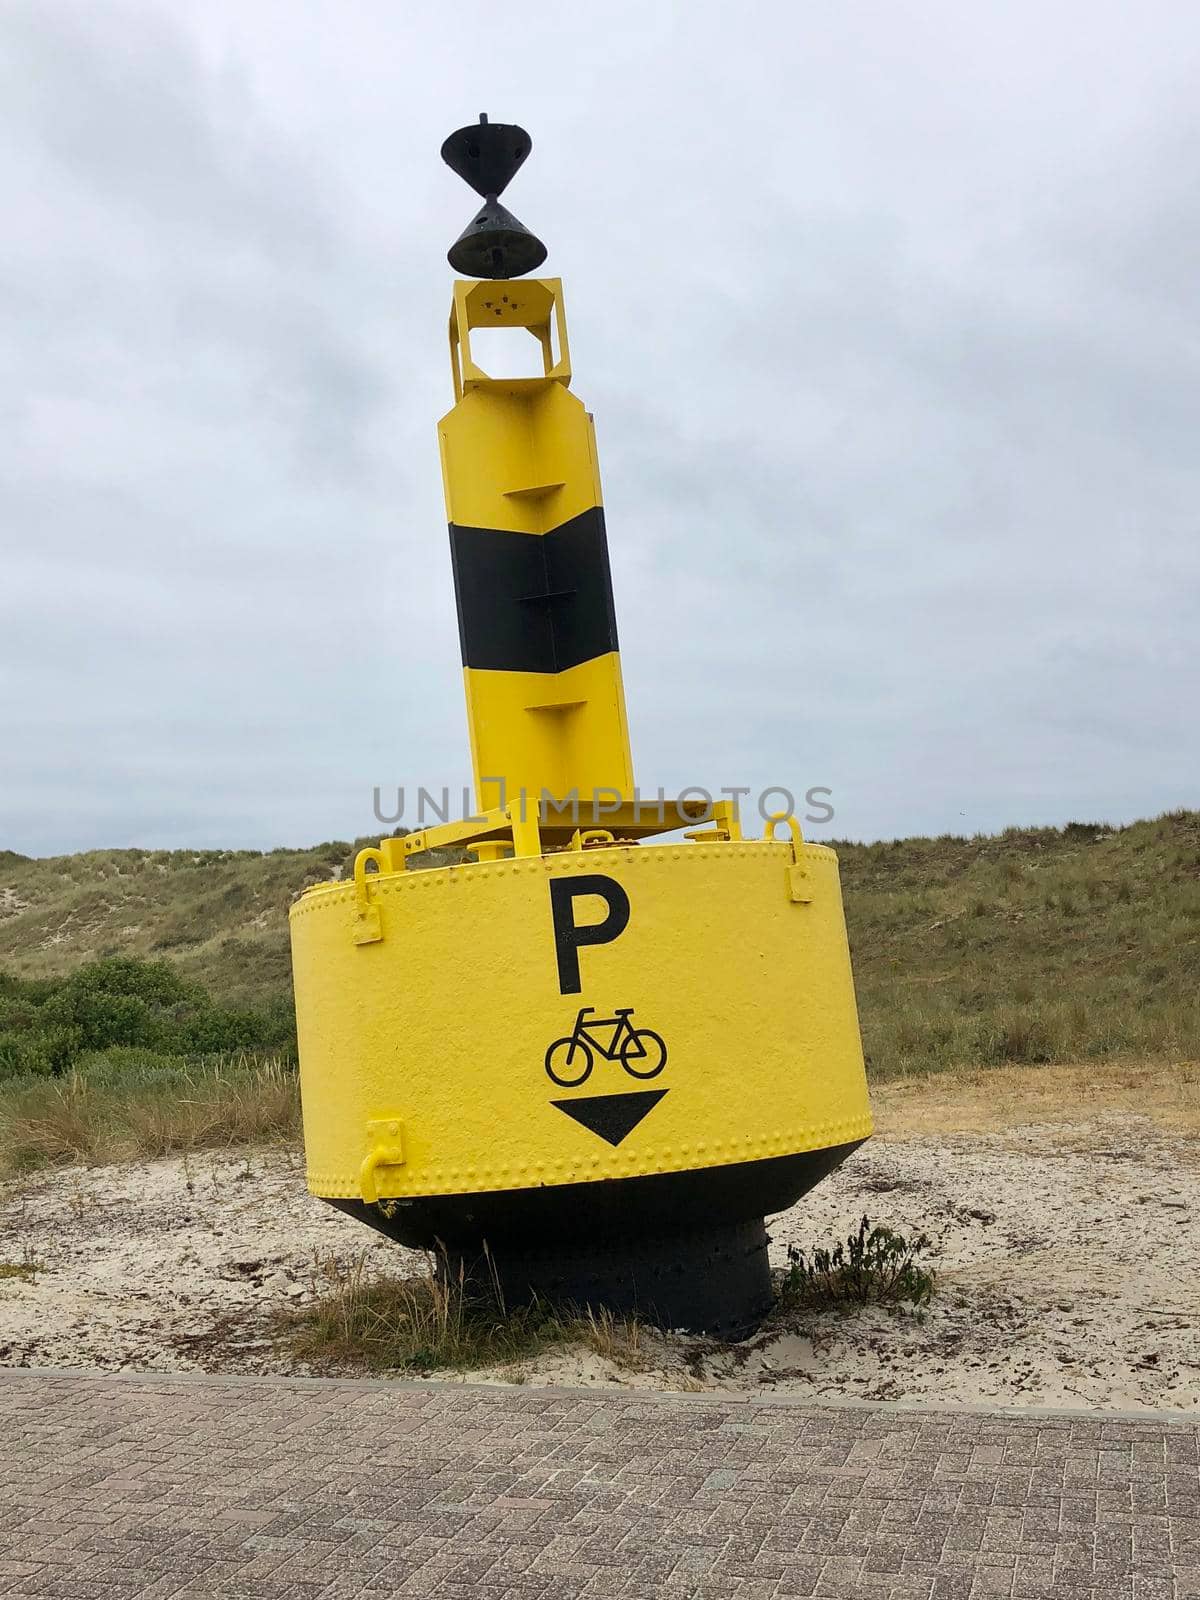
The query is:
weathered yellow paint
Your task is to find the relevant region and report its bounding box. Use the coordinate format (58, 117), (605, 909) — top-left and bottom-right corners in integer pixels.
(290, 841), (873, 1203)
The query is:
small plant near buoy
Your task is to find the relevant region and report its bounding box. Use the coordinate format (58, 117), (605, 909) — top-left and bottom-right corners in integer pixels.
(779, 1216), (934, 1310)
(278, 1247), (649, 1375)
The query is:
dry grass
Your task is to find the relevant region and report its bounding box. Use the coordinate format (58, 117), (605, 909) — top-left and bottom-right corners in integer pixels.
(839, 811), (1200, 1078)
(0, 1056), (299, 1175)
(873, 1058), (1200, 1139)
(579, 1304), (650, 1371)
(279, 1249), (649, 1376)
(283, 1226), (939, 1379)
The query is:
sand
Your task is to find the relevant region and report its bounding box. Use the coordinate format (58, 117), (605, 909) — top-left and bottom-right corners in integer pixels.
(1, 1083), (1197, 1410)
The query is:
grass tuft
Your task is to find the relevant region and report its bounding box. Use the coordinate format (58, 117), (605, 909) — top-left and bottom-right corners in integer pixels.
(580, 1304), (649, 1371)
(278, 1250), (649, 1375)
(0, 1055), (299, 1175)
(0, 1248), (42, 1281)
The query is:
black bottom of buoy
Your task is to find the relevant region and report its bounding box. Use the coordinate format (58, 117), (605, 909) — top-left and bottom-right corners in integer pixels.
(327, 1140), (863, 1340)
(443, 1217), (771, 1340)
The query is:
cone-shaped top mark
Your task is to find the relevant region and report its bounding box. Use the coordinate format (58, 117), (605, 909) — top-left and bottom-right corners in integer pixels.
(441, 113), (547, 280)
(448, 197), (547, 279)
(441, 113), (532, 199)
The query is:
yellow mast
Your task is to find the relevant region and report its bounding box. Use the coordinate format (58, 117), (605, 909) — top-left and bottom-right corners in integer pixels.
(439, 277), (634, 818)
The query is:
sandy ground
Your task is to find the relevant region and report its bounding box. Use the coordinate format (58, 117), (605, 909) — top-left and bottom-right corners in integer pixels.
(1, 1066), (1197, 1410)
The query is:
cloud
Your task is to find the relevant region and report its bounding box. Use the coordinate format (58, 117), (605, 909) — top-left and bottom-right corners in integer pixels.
(1, 0), (1197, 855)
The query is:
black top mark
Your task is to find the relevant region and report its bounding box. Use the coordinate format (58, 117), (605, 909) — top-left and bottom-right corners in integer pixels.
(441, 113), (547, 280)
(441, 113), (531, 198)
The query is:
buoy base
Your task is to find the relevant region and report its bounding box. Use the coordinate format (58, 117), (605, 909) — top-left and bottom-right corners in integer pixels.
(445, 1214), (771, 1339)
(327, 1140), (863, 1339)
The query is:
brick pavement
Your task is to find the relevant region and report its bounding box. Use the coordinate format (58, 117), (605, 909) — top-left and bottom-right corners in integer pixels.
(0, 1370), (1197, 1599)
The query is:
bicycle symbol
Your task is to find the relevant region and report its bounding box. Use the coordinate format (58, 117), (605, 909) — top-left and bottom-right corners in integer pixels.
(544, 1006), (668, 1088)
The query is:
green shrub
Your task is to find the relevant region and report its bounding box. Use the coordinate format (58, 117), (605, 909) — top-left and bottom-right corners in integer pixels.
(780, 1217), (935, 1310)
(0, 1022), (82, 1079)
(0, 957), (294, 1081)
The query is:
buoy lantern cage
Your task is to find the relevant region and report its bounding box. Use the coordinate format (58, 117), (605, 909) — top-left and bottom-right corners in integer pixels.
(288, 116), (873, 1336)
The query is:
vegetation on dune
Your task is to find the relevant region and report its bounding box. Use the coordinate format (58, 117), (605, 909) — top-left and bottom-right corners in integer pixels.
(0, 841), (358, 1013)
(0, 957), (300, 1174)
(0, 834), (463, 1012)
(0, 957), (295, 1080)
(0, 1055), (299, 1175)
(834, 809), (1200, 1080)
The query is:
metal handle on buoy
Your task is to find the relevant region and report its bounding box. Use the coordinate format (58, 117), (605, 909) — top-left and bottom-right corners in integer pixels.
(762, 812), (812, 904)
(762, 812), (804, 847)
(352, 846), (386, 945)
(360, 1118), (406, 1204)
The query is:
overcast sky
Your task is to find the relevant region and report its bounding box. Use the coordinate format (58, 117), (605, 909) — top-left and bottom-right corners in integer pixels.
(2, 0), (1197, 856)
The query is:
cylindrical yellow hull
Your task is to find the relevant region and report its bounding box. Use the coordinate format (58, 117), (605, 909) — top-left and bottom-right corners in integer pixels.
(290, 839), (871, 1207)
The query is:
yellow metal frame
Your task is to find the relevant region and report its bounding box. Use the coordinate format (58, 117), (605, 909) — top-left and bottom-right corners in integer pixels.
(372, 794), (723, 872)
(449, 277), (571, 401)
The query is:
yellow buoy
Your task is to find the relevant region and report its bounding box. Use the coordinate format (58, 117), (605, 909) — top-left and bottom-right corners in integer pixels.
(289, 115), (872, 1335)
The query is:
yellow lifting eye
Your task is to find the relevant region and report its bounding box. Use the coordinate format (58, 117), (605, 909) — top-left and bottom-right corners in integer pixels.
(762, 811), (805, 848)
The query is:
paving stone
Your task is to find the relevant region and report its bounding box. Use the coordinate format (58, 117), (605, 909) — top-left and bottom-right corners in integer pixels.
(0, 1374), (1195, 1597)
